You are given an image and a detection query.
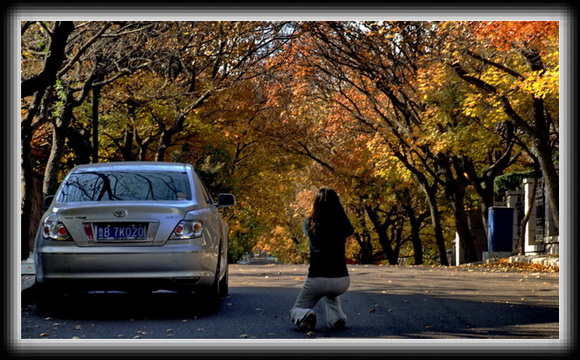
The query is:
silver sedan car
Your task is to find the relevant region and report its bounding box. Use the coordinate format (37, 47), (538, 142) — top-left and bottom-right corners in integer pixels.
(34, 161), (234, 312)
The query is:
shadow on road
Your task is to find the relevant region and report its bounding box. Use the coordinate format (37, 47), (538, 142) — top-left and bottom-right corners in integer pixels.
(25, 290), (222, 320)
(23, 285), (559, 339)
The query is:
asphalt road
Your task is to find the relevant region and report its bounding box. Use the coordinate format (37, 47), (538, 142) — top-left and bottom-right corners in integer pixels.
(18, 263), (561, 354)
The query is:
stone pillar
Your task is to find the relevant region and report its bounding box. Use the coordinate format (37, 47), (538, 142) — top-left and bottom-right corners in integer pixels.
(523, 178), (543, 254)
(455, 232), (463, 265)
(506, 191), (524, 253)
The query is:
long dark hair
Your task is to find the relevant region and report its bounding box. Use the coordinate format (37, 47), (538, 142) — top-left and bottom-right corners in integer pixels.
(308, 188), (350, 237)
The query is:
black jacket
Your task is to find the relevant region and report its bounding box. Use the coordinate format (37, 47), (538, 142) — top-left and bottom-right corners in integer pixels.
(304, 216), (354, 278)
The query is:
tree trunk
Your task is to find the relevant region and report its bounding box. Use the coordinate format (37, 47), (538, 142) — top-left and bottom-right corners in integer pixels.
(394, 152), (448, 265)
(449, 185), (478, 263)
(351, 201), (375, 264)
(364, 205), (399, 265)
(440, 155), (478, 263)
(155, 130), (171, 162)
(535, 138), (559, 230)
(43, 103), (74, 196)
(92, 85), (101, 163)
(407, 210), (427, 265)
(21, 21), (74, 98)
(420, 183), (449, 266)
(21, 92), (44, 259)
(400, 194), (426, 265)
(353, 232), (375, 264)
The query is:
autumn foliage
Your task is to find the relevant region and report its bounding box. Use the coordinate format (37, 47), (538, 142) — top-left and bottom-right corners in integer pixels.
(21, 21), (559, 265)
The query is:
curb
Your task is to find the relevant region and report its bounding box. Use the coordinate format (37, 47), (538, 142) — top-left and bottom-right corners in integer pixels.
(479, 255), (559, 268)
(508, 255), (560, 268)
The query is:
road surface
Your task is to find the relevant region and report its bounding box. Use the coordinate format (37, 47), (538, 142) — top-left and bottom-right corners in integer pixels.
(18, 264), (562, 355)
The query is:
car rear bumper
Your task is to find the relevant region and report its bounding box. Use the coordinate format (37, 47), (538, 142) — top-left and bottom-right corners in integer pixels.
(35, 241), (218, 292)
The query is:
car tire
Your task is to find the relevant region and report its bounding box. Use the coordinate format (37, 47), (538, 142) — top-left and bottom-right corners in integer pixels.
(199, 273), (220, 313)
(199, 249), (223, 313)
(219, 264), (229, 297)
(34, 283), (65, 315)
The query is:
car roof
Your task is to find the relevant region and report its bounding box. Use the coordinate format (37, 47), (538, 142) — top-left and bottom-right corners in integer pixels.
(71, 161), (191, 173)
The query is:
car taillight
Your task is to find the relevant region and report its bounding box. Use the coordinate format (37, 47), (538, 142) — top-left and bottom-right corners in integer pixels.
(170, 220), (203, 240)
(42, 221), (71, 241)
(83, 223), (94, 240)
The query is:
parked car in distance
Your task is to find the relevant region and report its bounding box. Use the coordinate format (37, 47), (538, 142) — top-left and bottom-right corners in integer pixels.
(34, 161), (235, 312)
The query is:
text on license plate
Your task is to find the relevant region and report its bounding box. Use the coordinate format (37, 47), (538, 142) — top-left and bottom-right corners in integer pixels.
(96, 223), (147, 240)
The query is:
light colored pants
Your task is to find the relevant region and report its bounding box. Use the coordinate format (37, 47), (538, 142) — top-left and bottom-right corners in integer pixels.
(289, 276), (350, 327)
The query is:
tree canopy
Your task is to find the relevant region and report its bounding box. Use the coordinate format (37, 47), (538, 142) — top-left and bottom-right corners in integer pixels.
(20, 20), (559, 265)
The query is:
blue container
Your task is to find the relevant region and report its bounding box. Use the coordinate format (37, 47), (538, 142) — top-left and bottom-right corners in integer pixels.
(487, 207), (514, 252)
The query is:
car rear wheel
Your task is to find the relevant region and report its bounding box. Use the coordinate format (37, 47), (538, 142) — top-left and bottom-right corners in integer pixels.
(198, 272), (220, 313)
(34, 283), (65, 315)
(198, 248), (224, 313)
(219, 264), (228, 297)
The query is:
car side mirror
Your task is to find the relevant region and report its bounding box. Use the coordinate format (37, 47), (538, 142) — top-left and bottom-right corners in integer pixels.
(42, 195), (55, 211)
(216, 193), (235, 208)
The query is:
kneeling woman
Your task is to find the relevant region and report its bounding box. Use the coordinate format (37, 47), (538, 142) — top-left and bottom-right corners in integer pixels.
(289, 188), (354, 331)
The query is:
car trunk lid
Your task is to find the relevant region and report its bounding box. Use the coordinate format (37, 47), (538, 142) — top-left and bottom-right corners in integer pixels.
(53, 201), (196, 246)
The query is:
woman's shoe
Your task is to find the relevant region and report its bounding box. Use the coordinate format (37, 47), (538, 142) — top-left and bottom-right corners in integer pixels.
(331, 318), (347, 330)
(297, 310), (317, 332)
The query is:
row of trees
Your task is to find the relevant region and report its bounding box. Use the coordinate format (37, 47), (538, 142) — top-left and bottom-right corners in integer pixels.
(21, 21), (559, 265)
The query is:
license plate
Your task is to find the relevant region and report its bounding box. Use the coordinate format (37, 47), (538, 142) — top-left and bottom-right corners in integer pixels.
(96, 223), (147, 241)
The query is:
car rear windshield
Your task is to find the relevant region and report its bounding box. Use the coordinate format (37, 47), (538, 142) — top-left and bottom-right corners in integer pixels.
(57, 171), (192, 202)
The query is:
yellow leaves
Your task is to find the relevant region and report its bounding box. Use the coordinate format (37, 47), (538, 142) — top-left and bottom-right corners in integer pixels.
(518, 68), (559, 99)
(461, 93), (484, 118)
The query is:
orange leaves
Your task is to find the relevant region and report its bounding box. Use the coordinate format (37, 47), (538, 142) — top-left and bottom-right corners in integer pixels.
(472, 21), (558, 52)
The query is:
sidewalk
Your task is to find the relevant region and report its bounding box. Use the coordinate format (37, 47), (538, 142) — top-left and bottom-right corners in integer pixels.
(21, 257), (36, 292)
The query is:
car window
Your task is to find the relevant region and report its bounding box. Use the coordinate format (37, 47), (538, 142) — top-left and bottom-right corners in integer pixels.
(193, 173), (214, 205)
(57, 171), (192, 202)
